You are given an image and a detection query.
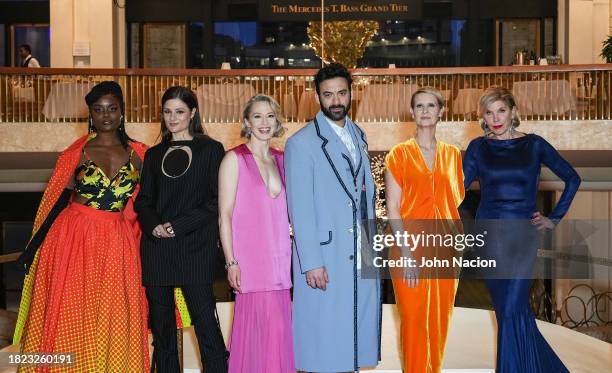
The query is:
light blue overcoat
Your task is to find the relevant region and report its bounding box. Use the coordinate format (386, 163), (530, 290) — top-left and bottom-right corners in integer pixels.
(285, 111), (382, 372)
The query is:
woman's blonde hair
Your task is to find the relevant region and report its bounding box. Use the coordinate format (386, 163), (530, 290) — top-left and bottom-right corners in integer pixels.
(478, 86), (520, 131)
(241, 94), (286, 138)
(410, 86), (445, 109)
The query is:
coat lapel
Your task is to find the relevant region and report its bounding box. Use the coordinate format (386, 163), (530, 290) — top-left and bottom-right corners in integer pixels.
(314, 111), (357, 203)
(345, 119), (365, 180)
(348, 118), (377, 220)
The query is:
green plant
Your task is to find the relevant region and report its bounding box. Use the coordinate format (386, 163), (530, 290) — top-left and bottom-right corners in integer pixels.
(601, 35), (612, 63)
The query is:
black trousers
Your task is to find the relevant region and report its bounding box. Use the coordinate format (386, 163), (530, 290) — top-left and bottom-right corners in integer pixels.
(146, 284), (228, 373)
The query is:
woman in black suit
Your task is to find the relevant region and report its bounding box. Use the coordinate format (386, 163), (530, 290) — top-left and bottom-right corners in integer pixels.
(135, 86), (228, 372)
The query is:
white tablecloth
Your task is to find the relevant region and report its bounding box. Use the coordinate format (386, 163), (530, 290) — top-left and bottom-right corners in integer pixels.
(512, 80), (577, 116)
(296, 89), (319, 122)
(356, 83), (419, 121)
(12, 86), (35, 103)
(196, 83), (256, 123)
(281, 92), (298, 119)
(453, 88), (483, 117)
(42, 81), (90, 120)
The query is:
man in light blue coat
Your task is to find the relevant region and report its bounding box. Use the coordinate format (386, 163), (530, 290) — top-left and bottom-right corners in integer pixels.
(285, 63), (381, 372)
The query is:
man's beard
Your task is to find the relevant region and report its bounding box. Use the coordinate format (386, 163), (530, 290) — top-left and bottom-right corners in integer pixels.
(320, 102), (351, 122)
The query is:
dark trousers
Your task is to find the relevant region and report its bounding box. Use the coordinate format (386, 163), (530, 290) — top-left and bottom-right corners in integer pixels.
(146, 284), (228, 373)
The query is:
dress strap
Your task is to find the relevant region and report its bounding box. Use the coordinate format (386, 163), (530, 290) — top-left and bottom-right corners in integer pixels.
(126, 148), (135, 166)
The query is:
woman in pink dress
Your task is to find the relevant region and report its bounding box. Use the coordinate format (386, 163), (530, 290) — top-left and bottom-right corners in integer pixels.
(219, 94), (295, 373)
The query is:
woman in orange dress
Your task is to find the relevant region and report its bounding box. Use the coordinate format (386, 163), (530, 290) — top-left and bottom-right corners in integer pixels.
(385, 87), (464, 373)
(14, 81), (149, 372)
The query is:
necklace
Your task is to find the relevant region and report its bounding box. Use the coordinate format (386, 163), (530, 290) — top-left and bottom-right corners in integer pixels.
(161, 144), (193, 178)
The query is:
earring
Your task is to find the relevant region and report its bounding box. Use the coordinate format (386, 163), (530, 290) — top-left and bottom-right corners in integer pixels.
(88, 118), (94, 133)
(480, 119), (489, 135)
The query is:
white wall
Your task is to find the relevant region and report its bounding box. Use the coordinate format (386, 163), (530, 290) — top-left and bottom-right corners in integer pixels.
(49, 0), (73, 67)
(49, 0), (126, 68)
(560, 0), (611, 64)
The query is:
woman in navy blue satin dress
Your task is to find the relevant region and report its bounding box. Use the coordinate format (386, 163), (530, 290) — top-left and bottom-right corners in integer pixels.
(463, 87), (580, 372)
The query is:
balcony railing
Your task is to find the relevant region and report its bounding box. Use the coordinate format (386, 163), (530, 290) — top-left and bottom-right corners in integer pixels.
(0, 65), (610, 124)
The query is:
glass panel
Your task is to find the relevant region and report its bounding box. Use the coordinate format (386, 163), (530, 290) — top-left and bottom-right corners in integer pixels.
(211, 20), (472, 69)
(188, 22), (204, 68)
(142, 23), (186, 68)
(13, 24), (50, 67)
(129, 23), (140, 68)
(215, 21), (257, 68)
(214, 21), (320, 69)
(362, 20), (467, 67)
(544, 18), (554, 57)
(0, 24), (5, 67)
(499, 19), (540, 66)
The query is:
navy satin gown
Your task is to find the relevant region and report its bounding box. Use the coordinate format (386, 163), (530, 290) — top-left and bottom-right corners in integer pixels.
(463, 134), (580, 373)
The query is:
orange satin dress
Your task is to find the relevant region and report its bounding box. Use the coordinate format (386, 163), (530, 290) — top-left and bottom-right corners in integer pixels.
(385, 138), (465, 373)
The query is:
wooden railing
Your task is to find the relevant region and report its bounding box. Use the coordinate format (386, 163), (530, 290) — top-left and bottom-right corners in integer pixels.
(0, 65), (610, 124)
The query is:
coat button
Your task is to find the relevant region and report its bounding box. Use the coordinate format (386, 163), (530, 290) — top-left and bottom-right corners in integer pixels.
(348, 228), (354, 233)
(349, 255), (354, 260)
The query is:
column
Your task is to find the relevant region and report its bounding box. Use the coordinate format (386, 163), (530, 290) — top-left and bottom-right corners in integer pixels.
(559, 0), (610, 64)
(50, 0), (126, 67)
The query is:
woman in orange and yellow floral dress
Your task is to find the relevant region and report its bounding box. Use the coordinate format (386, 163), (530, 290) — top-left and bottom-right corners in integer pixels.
(14, 81), (149, 372)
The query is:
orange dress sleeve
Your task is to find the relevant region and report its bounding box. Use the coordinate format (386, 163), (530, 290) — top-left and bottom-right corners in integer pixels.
(385, 142), (407, 188)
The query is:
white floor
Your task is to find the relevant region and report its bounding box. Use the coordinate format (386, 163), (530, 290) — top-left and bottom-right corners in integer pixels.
(177, 303), (611, 372)
(1, 304), (609, 373)
(182, 370), (495, 372)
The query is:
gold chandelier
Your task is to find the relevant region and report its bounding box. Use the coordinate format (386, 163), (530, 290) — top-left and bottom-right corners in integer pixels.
(307, 20), (379, 68)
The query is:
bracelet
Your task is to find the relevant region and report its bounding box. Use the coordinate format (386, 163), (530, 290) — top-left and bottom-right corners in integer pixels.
(224, 259), (239, 270)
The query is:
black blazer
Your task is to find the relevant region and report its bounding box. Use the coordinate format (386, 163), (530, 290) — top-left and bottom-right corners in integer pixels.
(135, 135), (225, 286)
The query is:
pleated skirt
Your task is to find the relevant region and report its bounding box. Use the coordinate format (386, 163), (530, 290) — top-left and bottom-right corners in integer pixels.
(228, 289), (295, 373)
(487, 279), (569, 373)
(19, 203), (149, 372)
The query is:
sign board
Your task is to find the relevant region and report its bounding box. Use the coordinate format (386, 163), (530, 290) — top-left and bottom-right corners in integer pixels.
(258, 0), (423, 21)
(72, 41), (91, 57)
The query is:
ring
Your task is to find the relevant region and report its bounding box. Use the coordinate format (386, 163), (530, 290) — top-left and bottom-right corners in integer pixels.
(166, 226), (174, 234)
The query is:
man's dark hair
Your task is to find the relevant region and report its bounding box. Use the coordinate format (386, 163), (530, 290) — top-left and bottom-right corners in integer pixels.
(19, 44), (32, 54)
(314, 63), (353, 96)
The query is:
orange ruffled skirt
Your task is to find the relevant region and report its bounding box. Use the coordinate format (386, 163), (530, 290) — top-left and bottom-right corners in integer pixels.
(19, 203), (149, 372)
